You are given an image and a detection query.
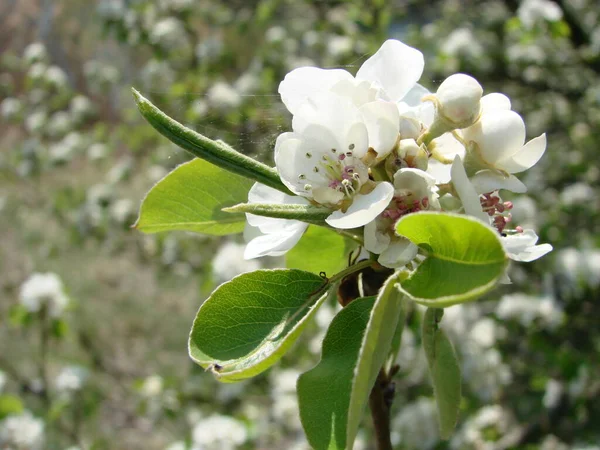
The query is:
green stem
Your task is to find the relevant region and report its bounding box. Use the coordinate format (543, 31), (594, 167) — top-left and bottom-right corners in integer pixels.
(328, 259), (374, 285)
(132, 88), (293, 196)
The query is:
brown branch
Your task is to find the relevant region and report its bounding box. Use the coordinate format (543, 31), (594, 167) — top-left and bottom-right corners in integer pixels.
(369, 369), (394, 450)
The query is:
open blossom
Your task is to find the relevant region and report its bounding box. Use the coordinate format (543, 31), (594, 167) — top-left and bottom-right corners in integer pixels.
(365, 168), (439, 268)
(275, 92), (394, 229)
(243, 183), (308, 259)
(279, 39), (425, 161)
(462, 109), (546, 194)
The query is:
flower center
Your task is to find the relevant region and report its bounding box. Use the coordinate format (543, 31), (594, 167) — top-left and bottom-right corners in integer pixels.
(298, 145), (363, 198)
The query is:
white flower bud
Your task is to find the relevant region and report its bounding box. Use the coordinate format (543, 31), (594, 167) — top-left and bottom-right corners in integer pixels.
(435, 73), (483, 127)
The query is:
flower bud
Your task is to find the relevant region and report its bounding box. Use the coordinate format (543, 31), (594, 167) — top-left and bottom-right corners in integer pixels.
(435, 74), (483, 127)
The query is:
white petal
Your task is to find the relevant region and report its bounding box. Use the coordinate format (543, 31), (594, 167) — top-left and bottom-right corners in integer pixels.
(432, 132), (465, 159)
(450, 156), (489, 222)
(325, 182), (394, 229)
(463, 110), (526, 166)
(427, 159), (452, 183)
(481, 93), (511, 113)
(470, 170), (528, 194)
(436, 73), (482, 125)
(364, 219), (390, 254)
(292, 92), (369, 157)
(400, 83), (430, 107)
(356, 39), (424, 102)
(278, 67), (353, 115)
(274, 132), (314, 195)
(378, 239), (418, 268)
(359, 100), (400, 159)
(503, 230), (553, 262)
(498, 133), (546, 174)
(244, 225), (307, 259)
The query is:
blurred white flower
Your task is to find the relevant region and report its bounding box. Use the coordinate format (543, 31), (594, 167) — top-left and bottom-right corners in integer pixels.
(110, 198), (135, 225)
(23, 42), (48, 65)
(27, 62), (47, 83)
(70, 95), (95, 120)
(442, 28), (483, 58)
(326, 35), (353, 57)
(543, 378), (564, 410)
(392, 397), (439, 449)
(451, 405), (513, 450)
(560, 182), (594, 206)
(1, 97), (22, 120)
(496, 292), (564, 330)
(55, 366), (88, 395)
(191, 415), (247, 450)
(47, 111), (73, 138)
(0, 411), (45, 450)
(165, 441), (188, 450)
(19, 272), (69, 317)
(140, 375), (163, 398)
(212, 241), (261, 283)
(518, 0), (563, 29)
(45, 66), (69, 89)
(206, 82), (242, 110)
(150, 17), (189, 50)
(196, 37), (223, 61)
(87, 143), (109, 161)
(234, 72), (260, 96)
(265, 26), (286, 43)
(25, 110), (47, 135)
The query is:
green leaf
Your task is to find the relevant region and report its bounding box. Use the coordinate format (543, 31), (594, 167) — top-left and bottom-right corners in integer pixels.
(395, 212), (508, 307)
(223, 202), (331, 224)
(286, 226), (355, 276)
(188, 269), (328, 382)
(347, 274), (404, 448)
(135, 158), (252, 235)
(297, 297), (375, 450)
(132, 89), (292, 195)
(0, 395), (24, 420)
(422, 308), (461, 439)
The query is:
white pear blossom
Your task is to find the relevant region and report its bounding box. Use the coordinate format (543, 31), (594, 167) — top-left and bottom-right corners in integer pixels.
(55, 366), (88, 395)
(365, 168), (439, 268)
(279, 39), (426, 162)
(275, 92), (394, 229)
(243, 183), (308, 259)
(462, 109), (547, 194)
(19, 272), (69, 317)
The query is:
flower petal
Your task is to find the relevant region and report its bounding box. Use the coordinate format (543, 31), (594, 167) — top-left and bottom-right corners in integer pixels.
(278, 67), (353, 115)
(498, 133), (546, 174)
(502, 229), (553, 262)
(427, 159), (452, 183)
(356, 39), (424, 102)
(325, 182), (394, 229)
(470, 170), (528, 194)
(463, 110), (526, 166)
(378, 239), (418, 268)
(400, 83), (430, 107)
(364, 219), (390, 254)
(244, 224), (307, 259)
(451, 156), (489, 222)
(359, 100), (400, 159)
(481, 93), (511, 113)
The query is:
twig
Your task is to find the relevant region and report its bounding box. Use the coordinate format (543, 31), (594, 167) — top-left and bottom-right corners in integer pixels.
(369, 369), (394, 450)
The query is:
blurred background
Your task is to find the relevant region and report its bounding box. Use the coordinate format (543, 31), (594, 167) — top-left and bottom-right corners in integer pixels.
(1, 0), (599, 449)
